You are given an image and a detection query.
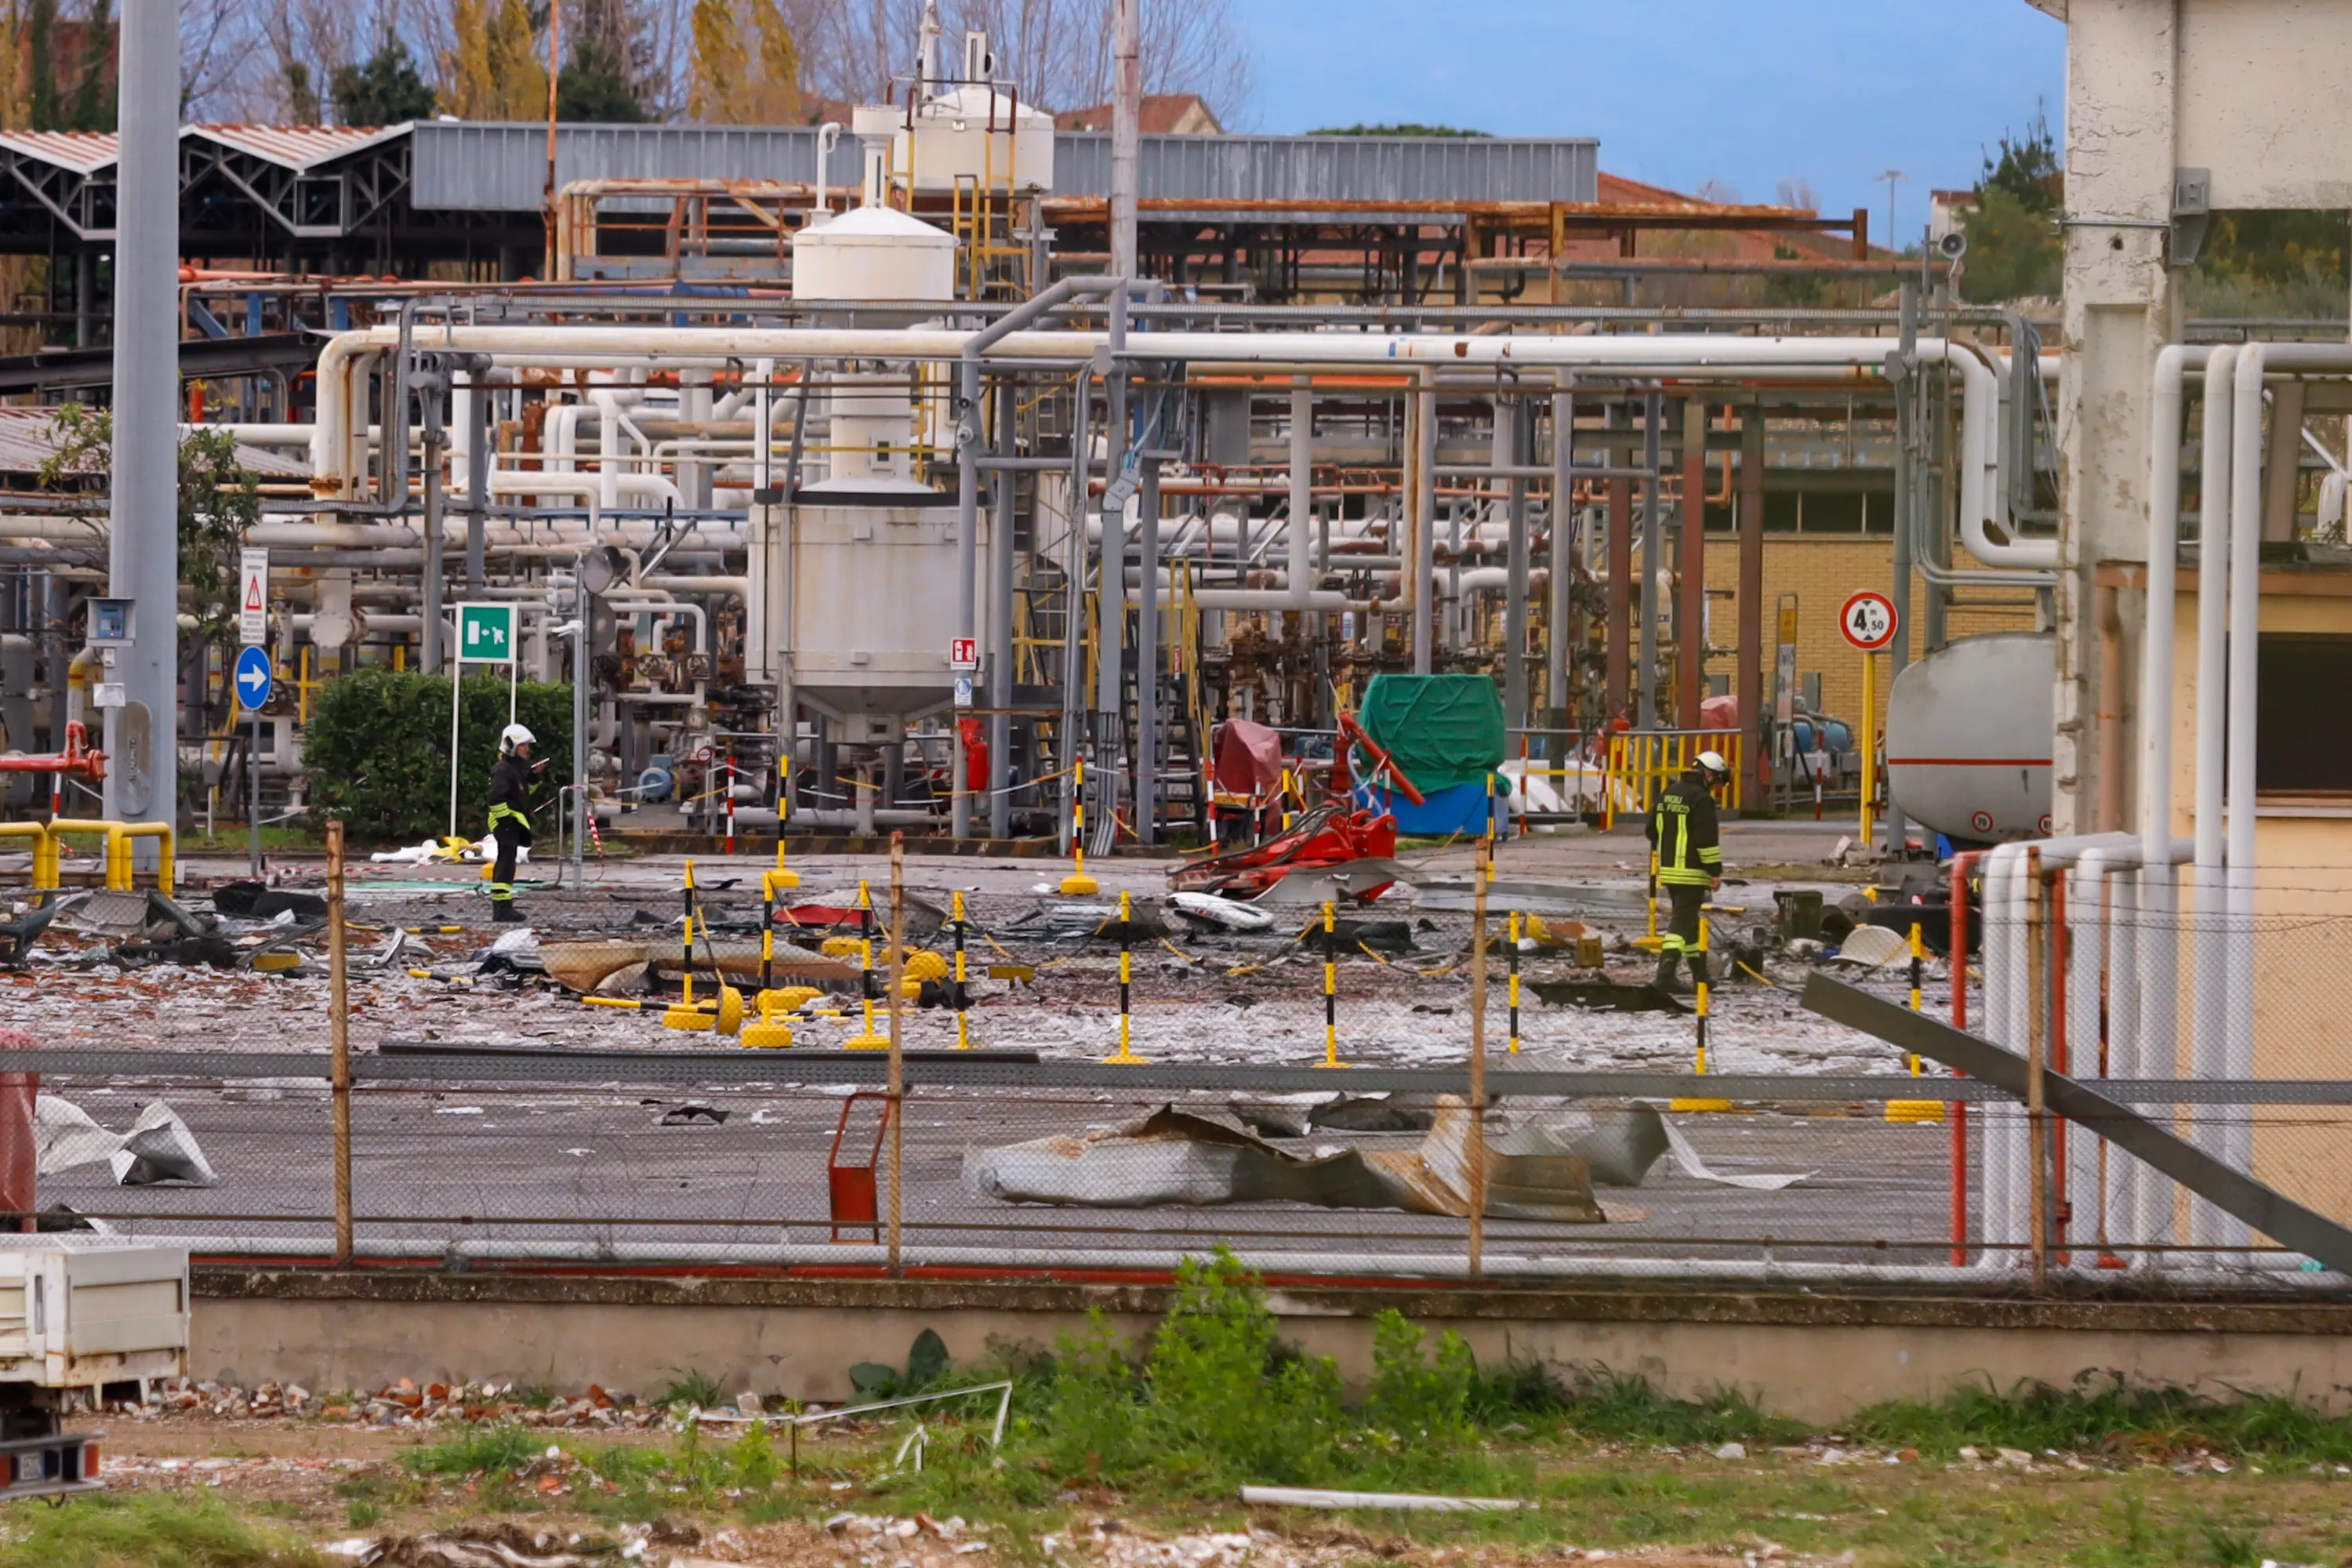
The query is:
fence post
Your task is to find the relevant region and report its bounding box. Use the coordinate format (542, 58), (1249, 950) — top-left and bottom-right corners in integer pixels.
(327, 818), (353, 1266)
(1468, 837), (1490, 1280)
(887, 832), (906, 1279)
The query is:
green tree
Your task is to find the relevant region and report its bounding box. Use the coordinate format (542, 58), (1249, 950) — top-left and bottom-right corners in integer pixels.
(1959, 184), (2063, 303)
(1983, 109), (2062, 212)
(304, 670), (575, 844)
(1958, 109), (2063, 303)
(330, 37), (437, 125)
(282, 60), (321, 124)
(37, 405), (261, 668)
(557, 37), (648, 122)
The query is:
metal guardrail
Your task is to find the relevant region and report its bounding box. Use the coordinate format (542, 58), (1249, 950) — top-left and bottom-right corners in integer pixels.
(8, 1048), (2352, 1104)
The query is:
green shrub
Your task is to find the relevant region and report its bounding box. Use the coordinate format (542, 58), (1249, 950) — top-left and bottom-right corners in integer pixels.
(1364, 1308), (1477, 1444)
(303, 669), (574, 845)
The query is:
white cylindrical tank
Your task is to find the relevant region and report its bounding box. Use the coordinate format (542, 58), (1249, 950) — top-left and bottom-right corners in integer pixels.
(903, 84), (1056, 194)
(1884, 631), (2056, 843)
(789, 204), (957, 303)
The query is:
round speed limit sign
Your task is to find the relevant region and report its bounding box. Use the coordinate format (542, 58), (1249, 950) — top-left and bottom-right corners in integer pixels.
(1838, 590), (1900, 652)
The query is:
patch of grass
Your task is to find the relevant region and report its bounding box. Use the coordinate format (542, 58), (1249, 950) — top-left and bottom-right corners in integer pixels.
(657, 1367), (724, 1409)
(1850, 1370), (2352, 1465)
(1552, 1367), (1808, 1449)
(0, 1490), (321, 1566)
(404, 1424), (546, 1479)
(343, 1500), (383, 1530)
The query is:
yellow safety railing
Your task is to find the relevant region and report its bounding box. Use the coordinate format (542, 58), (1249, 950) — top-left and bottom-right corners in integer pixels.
(1601, 729), (1746, 829)
(28, 819), (176, 896)
(0, 822), (52, 890)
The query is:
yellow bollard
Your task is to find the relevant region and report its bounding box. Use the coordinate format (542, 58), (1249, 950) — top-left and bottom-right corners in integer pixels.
(1886, 920), (1946, 1123)
(770, 759), (801, 892)
(842, 878), (888, 1048)
(1671, 913), (1732, 1112)
(950, 889), (971, 1051)
(1102, 890), (1147, 1063)
(662, 859), (717, 1032)
(1316, 899), (1348, 1069)
(1060, 755), (1098, 895)
(742, 866), (797, 1048)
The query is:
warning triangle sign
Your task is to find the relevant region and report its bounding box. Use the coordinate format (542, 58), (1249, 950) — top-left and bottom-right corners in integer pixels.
(245, 577), (263, 612)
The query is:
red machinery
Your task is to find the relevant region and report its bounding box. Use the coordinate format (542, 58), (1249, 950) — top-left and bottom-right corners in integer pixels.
(1170, 802), (1401, 900)
(0, 720), (103, 781)
(1172, 711), (1424, 902)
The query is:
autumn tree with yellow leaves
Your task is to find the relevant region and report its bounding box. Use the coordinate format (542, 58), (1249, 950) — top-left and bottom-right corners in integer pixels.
(441, 0), (546, 121)
(688, 0), (797, 125)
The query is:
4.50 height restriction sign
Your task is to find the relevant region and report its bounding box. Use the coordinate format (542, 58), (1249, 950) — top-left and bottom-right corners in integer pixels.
(1838, 590), (1899, 652)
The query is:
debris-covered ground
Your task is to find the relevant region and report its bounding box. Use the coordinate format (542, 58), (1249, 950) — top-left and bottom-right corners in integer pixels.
(42, 1375), (2352, 1568)
(0, 828), (1983, 1265)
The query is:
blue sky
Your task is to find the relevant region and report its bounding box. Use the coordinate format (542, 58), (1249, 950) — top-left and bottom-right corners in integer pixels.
(1232, 1), (2066, 241)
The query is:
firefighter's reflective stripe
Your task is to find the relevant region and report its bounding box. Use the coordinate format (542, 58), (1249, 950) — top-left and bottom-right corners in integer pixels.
(487, 803), (528, 832)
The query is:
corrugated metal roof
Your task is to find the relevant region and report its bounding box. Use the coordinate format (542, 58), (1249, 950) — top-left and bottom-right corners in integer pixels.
(416, 123), (851, 212)
(1050, 134), (1597, 205)
(410, 122), (1597, 211)
(0, 123), (413, 179)
(0, 409), (307, 480)
(197, 122), (412, 172)
(0, 129), (117, 173)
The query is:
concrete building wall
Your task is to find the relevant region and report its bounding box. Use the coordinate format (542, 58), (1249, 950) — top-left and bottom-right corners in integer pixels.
(189, 1273), (2352, 1426)
(1697, 535), (2037, 734)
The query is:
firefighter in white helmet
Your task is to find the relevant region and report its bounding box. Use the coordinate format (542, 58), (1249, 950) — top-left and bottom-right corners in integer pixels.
(485, 723), (546, 924)
(1643, 749), (1730, 991)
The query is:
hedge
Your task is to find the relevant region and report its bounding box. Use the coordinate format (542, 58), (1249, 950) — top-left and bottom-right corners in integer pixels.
(303, 669), (575, 845)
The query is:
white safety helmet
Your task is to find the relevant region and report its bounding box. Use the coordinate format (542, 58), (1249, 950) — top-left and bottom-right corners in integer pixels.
(1694, 750), (1730, 782)
(500, 723), (537, 753)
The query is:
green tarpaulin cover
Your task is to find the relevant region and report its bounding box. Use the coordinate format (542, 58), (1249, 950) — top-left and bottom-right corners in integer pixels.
(1356, 673), (1507, 793)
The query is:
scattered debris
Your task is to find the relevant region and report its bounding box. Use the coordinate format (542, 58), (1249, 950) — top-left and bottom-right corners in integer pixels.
(1238, 1484), (1525, 1512)
(33, 1095), (216, 1185)
(968, 1099), (1605, 1222)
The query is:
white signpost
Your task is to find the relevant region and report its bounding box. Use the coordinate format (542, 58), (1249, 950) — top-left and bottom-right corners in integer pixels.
(448, 602), (521, 839)
(238, 548), (269, 646)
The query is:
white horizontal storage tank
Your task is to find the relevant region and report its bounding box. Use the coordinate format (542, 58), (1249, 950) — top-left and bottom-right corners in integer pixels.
(1884, 632), (2056, 843)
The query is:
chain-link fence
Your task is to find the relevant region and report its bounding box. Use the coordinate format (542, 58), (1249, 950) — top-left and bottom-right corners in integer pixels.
(5, 836), (2349, 1290)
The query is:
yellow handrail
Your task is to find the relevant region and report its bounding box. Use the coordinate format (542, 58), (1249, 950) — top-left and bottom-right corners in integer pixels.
(35, 819), (175, 895)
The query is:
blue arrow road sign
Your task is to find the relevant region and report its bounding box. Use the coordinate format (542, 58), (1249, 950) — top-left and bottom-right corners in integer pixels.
(234, 645), (274, 711)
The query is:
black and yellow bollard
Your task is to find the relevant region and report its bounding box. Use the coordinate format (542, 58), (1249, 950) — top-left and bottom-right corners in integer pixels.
(842, 878), (887, 1049)
(771, 760), (801, 892)
(661, 861), (713, 1032)
(1506, 909), (1522, 1054)
(1102, 889), (1145, 1063)
(950, 889), (972, 1051)
(1671, 913), (1731, 1112)
(1317, 899), (1348, 1069)
(1886, 921), (1945, 1122)
(1060, 756), (1098, 895)
(742, 865), (797, 1049)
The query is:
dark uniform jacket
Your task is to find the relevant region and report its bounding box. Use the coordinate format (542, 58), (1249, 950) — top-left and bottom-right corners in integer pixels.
(1645, 767), (1722, 887)
(488, 753), (536, 842)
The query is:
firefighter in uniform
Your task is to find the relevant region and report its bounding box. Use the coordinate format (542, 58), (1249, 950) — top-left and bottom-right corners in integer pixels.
(1645, 750), (1730, 992)
(486, 723), (546, 924)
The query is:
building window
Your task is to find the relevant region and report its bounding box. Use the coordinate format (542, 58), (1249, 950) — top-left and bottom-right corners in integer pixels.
(2257, 634), (2352, 796)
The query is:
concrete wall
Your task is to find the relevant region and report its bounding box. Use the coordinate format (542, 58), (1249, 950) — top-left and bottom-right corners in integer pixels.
(191, 1271), (2352, 1425)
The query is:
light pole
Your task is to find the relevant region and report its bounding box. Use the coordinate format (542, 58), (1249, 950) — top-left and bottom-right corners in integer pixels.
(1877, 169), (1907, 253)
